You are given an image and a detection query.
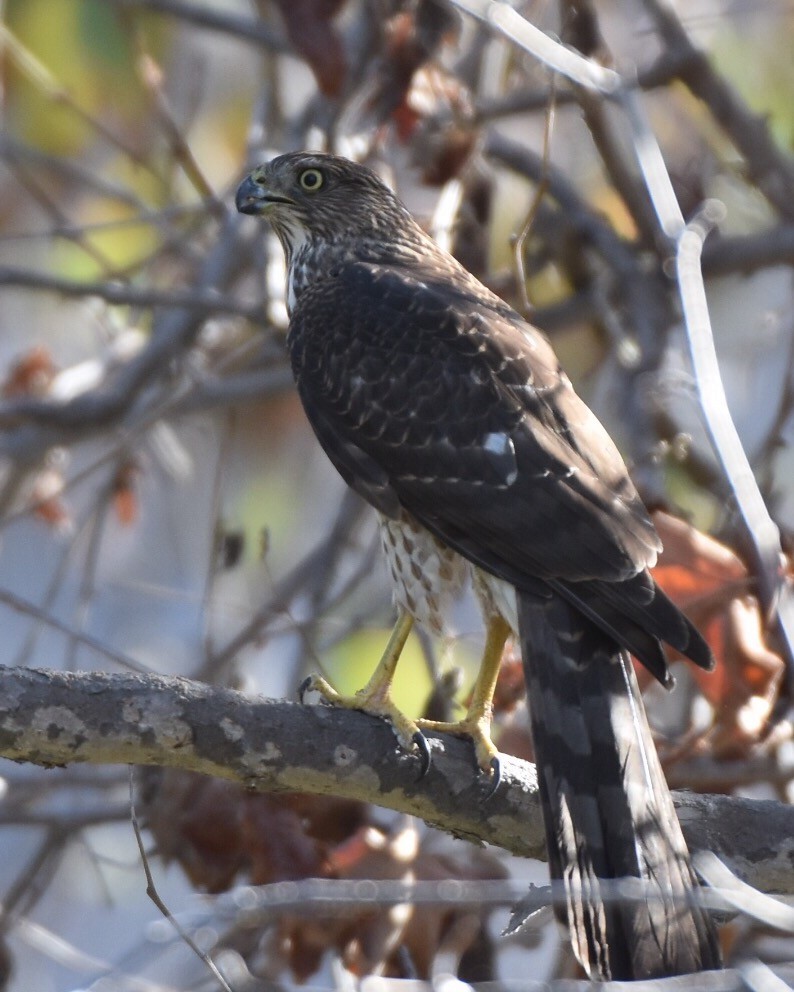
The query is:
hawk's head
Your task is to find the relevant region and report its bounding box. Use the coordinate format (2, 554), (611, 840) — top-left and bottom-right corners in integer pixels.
(236, 152), (412, 253)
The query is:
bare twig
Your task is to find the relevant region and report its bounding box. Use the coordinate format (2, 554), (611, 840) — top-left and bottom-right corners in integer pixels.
(0, 829), (66, 936)
(466, 44), (699, 124)
(134, 44), (224, 214)
(0, 134), (144, 207)
(512, 73), (556, 313)
(129, 770), (234, 992)
(0, 218), (251, 444)
(202, 489), (366, 680)
(695, 852), (794, 933)
(0, 23), (152, 171)
(0, 264), (257, 324)
(0, 587), (152, 673)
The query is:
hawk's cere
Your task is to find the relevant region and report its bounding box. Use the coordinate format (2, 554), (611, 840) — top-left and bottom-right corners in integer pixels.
(236, 153), (721, 981)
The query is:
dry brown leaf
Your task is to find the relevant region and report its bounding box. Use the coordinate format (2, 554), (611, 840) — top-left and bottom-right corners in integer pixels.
(141, 770), (365, 893)
(279, 822), (507, 980)
(111, 459), (140, 526)
(491, 653), (525, 715)
(651, 511), (785, 757)
(1, 345), (56, 398)
(270, 0), (347, 97)
(142, 766), (505, 980)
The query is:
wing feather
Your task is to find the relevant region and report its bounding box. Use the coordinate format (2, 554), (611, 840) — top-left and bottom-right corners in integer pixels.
(290, 260), (656, 580)
(287, 260), (708, 675)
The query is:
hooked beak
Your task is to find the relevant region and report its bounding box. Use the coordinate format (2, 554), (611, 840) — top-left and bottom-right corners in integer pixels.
(235, 173), (294, 215)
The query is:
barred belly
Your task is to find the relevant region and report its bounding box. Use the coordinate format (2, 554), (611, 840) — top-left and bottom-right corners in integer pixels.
(378, 510), (468, 636)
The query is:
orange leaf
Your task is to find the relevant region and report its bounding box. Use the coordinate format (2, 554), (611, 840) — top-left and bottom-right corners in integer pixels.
(111, 460), (140, 526)
(2, 345), (56, 398)
(650, 512), (785, 756)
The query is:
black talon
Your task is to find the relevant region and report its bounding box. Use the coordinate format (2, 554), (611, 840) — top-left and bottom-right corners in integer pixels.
(298, 675), (313, 703)
(484, 754), (502, 800)
(412, 730), (432, 779)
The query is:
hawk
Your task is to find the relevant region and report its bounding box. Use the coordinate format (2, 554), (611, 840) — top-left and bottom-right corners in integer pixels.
(236, 152), (721, 980)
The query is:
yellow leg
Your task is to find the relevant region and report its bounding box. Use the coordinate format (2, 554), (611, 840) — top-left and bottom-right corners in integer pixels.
(301, 611), (423, 754)
(417, 614), (510, 773)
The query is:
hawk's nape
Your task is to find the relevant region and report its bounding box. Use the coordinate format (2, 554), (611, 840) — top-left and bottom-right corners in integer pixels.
(236, 152), (722, 980)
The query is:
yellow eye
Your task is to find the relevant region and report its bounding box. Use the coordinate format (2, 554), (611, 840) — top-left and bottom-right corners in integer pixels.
(298, 168), (324, 192)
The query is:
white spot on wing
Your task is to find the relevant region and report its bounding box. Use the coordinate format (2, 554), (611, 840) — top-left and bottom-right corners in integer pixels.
(484, 432), (509, 456)
(483, 432), (518, 485)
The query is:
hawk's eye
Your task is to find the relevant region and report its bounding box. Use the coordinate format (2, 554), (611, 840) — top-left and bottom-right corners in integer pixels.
(298, 168), (324, 192)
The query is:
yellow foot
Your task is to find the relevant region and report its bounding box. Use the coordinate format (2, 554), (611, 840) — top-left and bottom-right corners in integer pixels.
(412, 612), (510, 794)
(416, 714), (500, 777)
(299, 673), (431, 775)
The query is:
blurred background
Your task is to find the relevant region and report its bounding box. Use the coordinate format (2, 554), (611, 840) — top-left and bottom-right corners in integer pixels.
(1, 0), (794, 988)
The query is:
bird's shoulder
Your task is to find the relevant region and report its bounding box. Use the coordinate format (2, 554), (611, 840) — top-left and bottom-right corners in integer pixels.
(289, 256), (564, 394)
(289, 258), (648, 499)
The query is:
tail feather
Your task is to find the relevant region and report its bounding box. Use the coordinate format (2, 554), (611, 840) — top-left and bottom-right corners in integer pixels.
(517, 590), (721, 980)
(548, 571), (715, 685)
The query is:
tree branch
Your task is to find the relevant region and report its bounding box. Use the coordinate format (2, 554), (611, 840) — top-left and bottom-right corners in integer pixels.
(108, 0), (288, 52)
(1, 665), (792, 896)
(642, 0), (794, 222)
(0, 265), (259, 320)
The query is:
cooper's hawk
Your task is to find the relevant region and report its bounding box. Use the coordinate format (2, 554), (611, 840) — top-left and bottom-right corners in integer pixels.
(236, 152), (721, 980)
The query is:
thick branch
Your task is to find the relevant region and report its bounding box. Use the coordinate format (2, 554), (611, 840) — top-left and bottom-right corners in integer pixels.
(0, 665), (791, 895)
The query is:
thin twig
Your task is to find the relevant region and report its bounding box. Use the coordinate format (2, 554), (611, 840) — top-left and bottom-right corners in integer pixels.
(12, 500), (102, 668)
(512, 72), (556, 313)
(129, 770), (234, 992)
(201, 489), (366, 681)
(0, 587), (152, 673)
(0, 265), (257, 322)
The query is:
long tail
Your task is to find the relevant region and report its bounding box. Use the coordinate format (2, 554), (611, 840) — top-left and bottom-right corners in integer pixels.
(517, 591), (721, 980)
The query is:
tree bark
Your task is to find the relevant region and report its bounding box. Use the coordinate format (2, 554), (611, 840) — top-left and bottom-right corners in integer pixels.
(0, 664), (791, 895)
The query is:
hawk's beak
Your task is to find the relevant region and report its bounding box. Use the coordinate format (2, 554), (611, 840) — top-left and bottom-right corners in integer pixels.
(235, 173), (294, 215)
